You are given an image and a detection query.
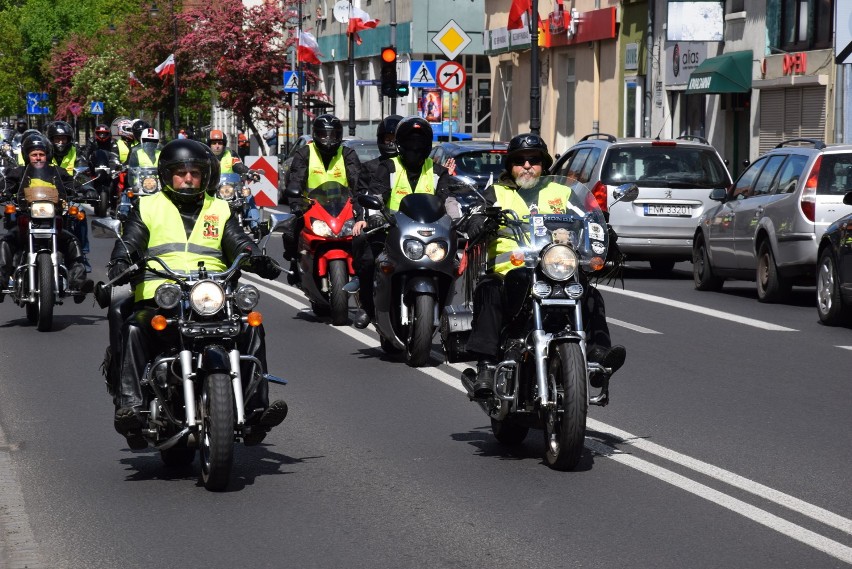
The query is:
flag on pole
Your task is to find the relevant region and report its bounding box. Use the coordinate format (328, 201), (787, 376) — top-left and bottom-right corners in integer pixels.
(155, 54), (175, 79)
(508, 0), (532, 30)
(297, 30), (322, 65)
(128, 71), (145, 90)
(347, 6), (379, 45)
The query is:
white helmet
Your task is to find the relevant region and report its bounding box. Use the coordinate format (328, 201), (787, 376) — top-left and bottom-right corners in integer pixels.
(140, 128), (160, 143)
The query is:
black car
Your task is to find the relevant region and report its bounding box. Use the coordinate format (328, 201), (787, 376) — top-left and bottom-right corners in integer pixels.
(816, 190), (852, 325)
(429, 140), (509, 192)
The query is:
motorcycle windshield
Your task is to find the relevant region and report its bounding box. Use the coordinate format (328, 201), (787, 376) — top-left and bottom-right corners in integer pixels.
(511, 176), (609, 267)
(398, 193), (446, 223)
(307, 182), (348, 217)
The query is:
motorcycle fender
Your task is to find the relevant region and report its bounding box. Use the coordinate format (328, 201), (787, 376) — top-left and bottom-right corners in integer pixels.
(199, 345), (232, 374)
(317, 249), (353, 277)
(402, 276), (437, 300)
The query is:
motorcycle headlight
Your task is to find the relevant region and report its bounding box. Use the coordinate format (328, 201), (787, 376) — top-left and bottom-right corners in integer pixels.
(240, 186), (252, 198)
(425, 241), (447, 262)
(190, 281), (225, 315)
(154, 283), (182, 309)
(310, 219), (333, 237)
(540, 244), (578, 281)
(141, 176), (158, 192)
(403, 239), (424, 260)
(338, 218), (355, 237)
(233, 284), (260, 311)
(30, 202), (55, 219)
(217, 184), (235, 200)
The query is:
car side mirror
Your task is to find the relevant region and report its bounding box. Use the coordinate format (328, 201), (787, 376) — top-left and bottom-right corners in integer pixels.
(709, 187), (728, 202)
(612, 183), (639, 204)
(843, 191), (852, 206)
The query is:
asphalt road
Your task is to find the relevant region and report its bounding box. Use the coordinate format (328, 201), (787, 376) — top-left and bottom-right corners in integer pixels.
(0, 229), (850, 568)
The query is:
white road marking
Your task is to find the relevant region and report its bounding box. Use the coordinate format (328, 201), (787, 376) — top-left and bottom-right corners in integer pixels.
(606, 317), (661, 334)
(836, 346), (852, 351)
(598, 285), (798, 332)
(246, 275), (852, 562)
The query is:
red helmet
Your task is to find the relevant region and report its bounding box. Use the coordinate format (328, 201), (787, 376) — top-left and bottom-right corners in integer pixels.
(95, 124), (111, 143)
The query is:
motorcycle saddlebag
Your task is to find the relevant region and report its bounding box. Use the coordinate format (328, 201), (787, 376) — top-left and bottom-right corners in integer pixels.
(440, 305), (475, 363)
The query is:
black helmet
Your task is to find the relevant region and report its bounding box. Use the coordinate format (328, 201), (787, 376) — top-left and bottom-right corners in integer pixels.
(311, 114), (343, 155)
(22, 134), (53, 165)
(15, 119), (27, 134)
(47, 121), (74, 156)
(504, 133), (553, 171)
(157, 139), (216, 204)
(394, 116), (433, 171)
(376, 114), (402, 157)
(20, 129), (41, 145)
(131, 119), (151, 143)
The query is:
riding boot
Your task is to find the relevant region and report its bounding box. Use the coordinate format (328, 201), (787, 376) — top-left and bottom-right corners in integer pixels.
(68, 260), (94, 303)
(472, 358), (496, 399)
(587, 345), (627, 388)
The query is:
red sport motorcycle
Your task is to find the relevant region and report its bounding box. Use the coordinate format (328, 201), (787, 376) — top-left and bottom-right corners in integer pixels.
(287, 182), (356, 325)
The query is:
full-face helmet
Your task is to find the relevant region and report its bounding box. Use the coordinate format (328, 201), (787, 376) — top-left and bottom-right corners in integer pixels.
(376, 114), (402, 157)
(94, 124), (111, 144)
(394, 116), (433, 171)
(311, 114), (343, 156)
(47, 121), (74, 157)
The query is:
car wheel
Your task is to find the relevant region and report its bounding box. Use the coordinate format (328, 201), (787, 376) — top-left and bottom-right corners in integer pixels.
(816, 247), (850, 325)
(756, 241), (790, 303)
(692, 235), (724, 292)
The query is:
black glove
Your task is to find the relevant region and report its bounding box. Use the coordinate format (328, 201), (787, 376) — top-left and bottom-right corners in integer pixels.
(464, 215), (487, 241)
(107, 259), (131, 282)
(366, 214), (385, 231)
(247, 255), (281, 280)
(248, 170), (262, 182)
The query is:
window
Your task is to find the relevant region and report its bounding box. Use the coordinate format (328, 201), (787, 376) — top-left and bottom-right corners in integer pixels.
(578, 148), (601, 183)
(776, 155), (808, 194)
(779, 0), (833, 51)
(752, 155), (786, 195)
(731, 157), (766, 199)
(817, 154), (852, 196)
(565, 148), (591, 180)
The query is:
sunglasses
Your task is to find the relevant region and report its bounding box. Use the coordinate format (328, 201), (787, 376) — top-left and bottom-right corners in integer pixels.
(512, 156), (543, 166)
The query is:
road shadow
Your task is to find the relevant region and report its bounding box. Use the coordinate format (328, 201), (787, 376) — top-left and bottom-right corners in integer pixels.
(692, 285), (816, 308)
(450, 426), (595, 471)
(0, 313), (103, 331)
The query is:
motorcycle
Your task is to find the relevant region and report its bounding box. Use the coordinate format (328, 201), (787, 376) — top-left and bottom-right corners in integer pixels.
(443, 176), (638, 470)
(355, 191), (460, 367)
(2, 184), (81, 331)
(284, 182), (356, 326)
(117, 166), (160, 220)
(74, 150), (120, 218)
(216, 173), (268, 240)
(92, 214), (289, 491)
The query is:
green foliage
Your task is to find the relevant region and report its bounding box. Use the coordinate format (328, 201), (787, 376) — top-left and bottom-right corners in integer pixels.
(70, 53), (131, 117)
(0, 6), (36, 115)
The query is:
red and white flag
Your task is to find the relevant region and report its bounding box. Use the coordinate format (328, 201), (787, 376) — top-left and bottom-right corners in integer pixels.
(128, 71), (145, 89)
(155, 54), (175, 79)
(347, 6), (379, 45)
(507, 0), (532, 30)
(297, 30), (322, 65)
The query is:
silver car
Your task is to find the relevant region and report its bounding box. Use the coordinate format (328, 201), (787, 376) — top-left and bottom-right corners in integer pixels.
(693, 139), (852, 302)
(551, 134), (731, 271)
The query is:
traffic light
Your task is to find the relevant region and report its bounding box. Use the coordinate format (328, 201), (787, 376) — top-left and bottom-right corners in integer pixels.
(380, 46), (398, 98)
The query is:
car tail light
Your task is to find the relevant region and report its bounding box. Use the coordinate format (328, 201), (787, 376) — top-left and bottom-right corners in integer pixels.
(651, 141), (677, 147)
(591, 181), (608, 212)
(800, 156), (820, 222)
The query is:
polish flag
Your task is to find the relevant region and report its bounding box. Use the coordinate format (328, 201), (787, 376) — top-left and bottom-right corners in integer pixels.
(347, 6), (379, 45)
(297, 30), (322, 65)
(128, 71), (145, 89)
(155, 54), (175, 79)
(507, 0), (531, 30)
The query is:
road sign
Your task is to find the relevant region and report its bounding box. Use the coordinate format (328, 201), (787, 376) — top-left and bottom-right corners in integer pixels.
(431, 20), (472, 61)
(26, 92), (49, 115)
(243, 155), (278, 208)
(356, 79), (382, 86)
(283, 71), (303, 93)
(409, 60), (437, 88)
(69, 102), (82, 117)
(436, 61), (466, 92)
(89, 101), (104, 115)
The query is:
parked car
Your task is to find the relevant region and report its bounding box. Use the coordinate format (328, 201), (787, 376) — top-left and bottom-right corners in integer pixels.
(277, 137), (380, 203)
(693, 138), (852, 302)
(428, 140), (508, 192)
(816, 191), (852, 325)
(550, 133), (732, 271)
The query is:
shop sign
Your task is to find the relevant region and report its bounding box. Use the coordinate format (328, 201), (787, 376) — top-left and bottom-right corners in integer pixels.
(665, 42), (707, 86)
(782, 52), (807, 75)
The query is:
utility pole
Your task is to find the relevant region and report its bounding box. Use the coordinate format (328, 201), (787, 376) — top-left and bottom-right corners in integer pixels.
(529, 0), (540, 135)
(348, 0), (356, 136)
(390, 0), (397, 115)
(297, 0), (304, 137)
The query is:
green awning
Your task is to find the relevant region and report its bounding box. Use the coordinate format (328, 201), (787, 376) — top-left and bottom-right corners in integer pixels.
(685, 50), (753, 94)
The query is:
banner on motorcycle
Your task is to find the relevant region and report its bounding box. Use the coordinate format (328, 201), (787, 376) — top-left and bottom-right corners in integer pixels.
(243, 155), (278, 207)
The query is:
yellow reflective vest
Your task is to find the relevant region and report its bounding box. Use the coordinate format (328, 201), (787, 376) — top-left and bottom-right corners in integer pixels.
(117, 140), (133, 163)
(135, 192), (231, 301)
(488, 181), (573, 275)
(53, 146), (77, 175)
(135, 148), (160, 167)
(219, 149), (235, 173)
(306, 144), (347, 190)
(386, 156), (439, 211)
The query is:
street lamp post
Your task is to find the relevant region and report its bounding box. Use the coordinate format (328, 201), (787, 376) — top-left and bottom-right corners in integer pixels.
(151, 2), (180, 138)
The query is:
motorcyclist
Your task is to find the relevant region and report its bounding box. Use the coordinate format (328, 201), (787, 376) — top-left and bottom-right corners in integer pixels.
(0, 134), (94, 303)
(14, 129), (42, 165)
(107, 139), (288, 449)
(47, 121), (78, 176)
(349, 116), (452, 329)
(84, 124), (115, 160)
(463, 133), (626, 399)
(207, 129), (262, 232)
(112, 119), (136, 163)
(129, 119), (151, 150)
(282, 114), (361, 285)
(126, 127), (161, 168)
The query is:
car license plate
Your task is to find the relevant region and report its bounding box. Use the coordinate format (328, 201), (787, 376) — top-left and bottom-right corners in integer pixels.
(644, 204), (692, 217)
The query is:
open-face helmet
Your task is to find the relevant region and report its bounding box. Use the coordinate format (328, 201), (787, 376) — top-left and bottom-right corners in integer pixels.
(504, 133), (553, 171)
(22, 134), (53, 165)
(157, 139), (216, 205)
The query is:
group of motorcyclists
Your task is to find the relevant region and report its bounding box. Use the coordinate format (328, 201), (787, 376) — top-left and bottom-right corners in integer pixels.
(0, 111), (628, 467)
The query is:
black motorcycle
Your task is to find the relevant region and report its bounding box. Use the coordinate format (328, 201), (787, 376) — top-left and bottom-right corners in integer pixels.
(443, 176), (638, 470)
(93, 215), (289, 491)
(75, 150), (120, 217)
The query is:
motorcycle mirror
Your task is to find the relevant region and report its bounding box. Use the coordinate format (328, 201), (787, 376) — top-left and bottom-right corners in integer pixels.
(611, 183), (639, 204)
(91, 217), (122, 239)
(357, 193), (384, 210)
(283, 186), (306, 201)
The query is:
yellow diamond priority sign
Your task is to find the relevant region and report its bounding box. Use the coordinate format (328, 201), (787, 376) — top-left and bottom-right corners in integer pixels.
(432, 20), (472, 61)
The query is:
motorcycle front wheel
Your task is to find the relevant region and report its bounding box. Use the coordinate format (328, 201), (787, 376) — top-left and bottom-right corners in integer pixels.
(35, 252), (54, 332)
(328, 259), (349, 326)
(95, 190), (109, 218)
(199, 373), (235, 491)
(543, 343), (587, 471)
(405, 294), (435, 368)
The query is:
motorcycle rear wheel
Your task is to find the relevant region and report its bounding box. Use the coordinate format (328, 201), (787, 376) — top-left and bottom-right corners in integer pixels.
(35, 252), (54, 332)
(95, 190), (109, 218)
(328, 259), (349, 326)
(405, 294), (435, 368)
(543, 343), (587, 471)
(199, 373), (235, 491)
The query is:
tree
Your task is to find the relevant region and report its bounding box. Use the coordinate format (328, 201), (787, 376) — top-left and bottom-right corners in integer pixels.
(178, 0), (328, 151)
(0, 6), (36, 116)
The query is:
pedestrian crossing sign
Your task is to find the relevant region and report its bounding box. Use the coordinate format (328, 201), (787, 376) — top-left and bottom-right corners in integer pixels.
(409, 60), (437, 88)
(90, 101), (104, 115)
(283, 71), (303, 93)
